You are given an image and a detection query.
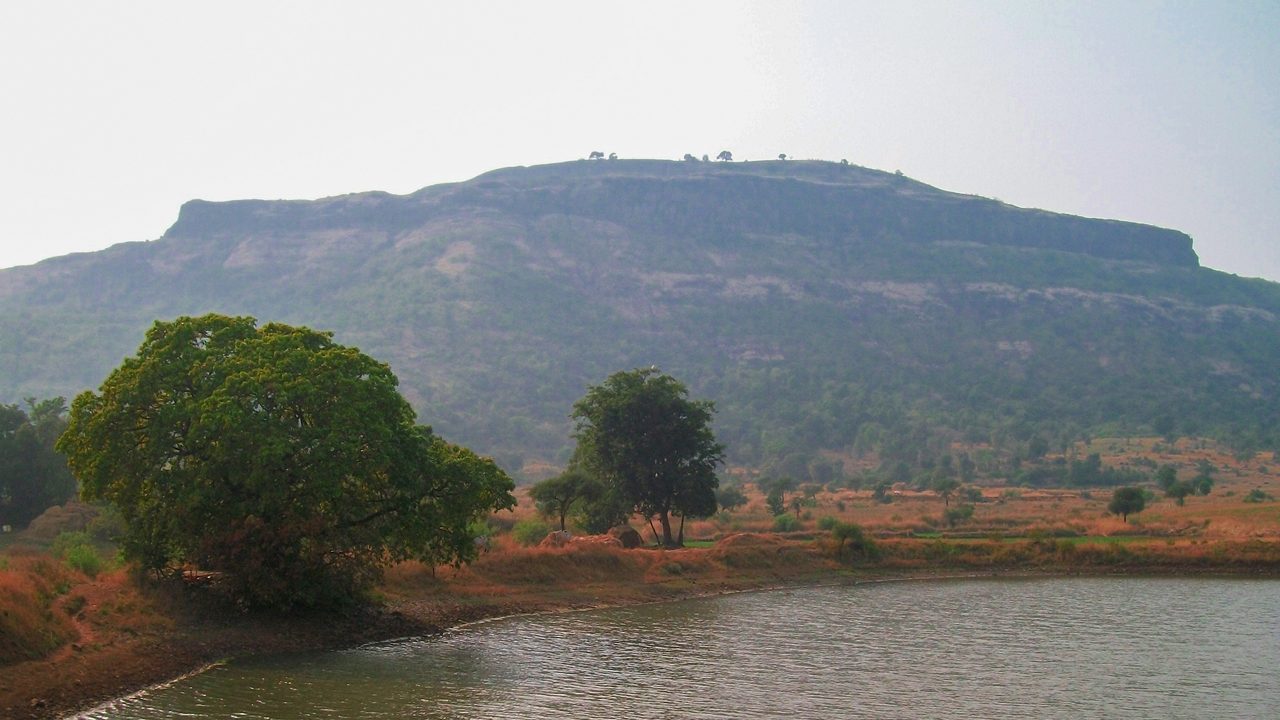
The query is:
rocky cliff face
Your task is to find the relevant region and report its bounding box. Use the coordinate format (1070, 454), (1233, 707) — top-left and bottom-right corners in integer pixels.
(0, 159), (1273, 474)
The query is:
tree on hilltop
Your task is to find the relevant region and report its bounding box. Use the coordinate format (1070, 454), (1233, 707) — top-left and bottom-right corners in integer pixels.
(57, 314), (514, 609)
(716, 150), (733, 161)
(571, 367), (723, 547)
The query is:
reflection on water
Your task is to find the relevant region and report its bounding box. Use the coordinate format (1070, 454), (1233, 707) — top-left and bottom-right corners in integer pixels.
(79, 577), (1280, 719)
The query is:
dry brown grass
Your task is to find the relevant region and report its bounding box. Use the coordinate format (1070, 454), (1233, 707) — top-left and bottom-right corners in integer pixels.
(0, 551), (80, 665)
(673, 439), (1280, 543)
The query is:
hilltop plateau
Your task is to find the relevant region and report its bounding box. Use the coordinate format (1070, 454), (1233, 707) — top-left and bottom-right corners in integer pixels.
(2, 159), (1277, 476)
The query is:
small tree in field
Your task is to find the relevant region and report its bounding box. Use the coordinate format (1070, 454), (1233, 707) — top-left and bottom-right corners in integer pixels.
(1165, 480), (1193, 506)
(932, 477), (960, 507)
(715, 484), (748, 512)
(571, 367), (723, 547)
(765, 486), (786, 516)
(1108, 486), (1146, 523)
(529, 468), (598, 531)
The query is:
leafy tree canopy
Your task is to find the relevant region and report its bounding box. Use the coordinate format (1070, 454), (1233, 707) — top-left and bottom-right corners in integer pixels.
(571, 367), (723, 546)
(1108, 486), (1146, 522)
(56, 315), (514, 609)
(529, 467), (603, 531)
(0, 397), (76, 528)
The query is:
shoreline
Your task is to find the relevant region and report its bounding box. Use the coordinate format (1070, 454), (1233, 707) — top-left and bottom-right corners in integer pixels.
(6, 543), (1280, 720)
(50, 570), (1097, 718)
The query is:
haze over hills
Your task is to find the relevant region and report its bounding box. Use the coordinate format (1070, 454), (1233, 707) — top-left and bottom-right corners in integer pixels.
(2, 159), (1278, 478)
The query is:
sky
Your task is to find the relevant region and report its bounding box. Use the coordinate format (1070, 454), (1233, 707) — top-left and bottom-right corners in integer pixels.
(1, 1), (1277, 280)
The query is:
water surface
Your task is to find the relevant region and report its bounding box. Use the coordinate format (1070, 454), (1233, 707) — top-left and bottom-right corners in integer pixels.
(79, 577), (1280, 719)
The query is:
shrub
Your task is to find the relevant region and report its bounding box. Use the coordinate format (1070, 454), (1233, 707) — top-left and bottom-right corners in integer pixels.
(943, 504), (975, 528)
(831, 522), (879, 562)
(1243, 488), (1275, 503)
(817, 516), (839, 531)
(64, 544), (102, 577)
(715, 485), (748, 511)
(51, 530), (92, 558)
(512, 519), (551, 546)
(773, 514), (800, 532)
(766, 488), (786, 516)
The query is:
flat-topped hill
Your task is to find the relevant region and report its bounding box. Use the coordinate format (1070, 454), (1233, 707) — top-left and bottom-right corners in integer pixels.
(1, 159), (1275, 475)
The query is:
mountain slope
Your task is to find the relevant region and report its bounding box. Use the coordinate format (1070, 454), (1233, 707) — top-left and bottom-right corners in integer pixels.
(2, 159), (1277, 476)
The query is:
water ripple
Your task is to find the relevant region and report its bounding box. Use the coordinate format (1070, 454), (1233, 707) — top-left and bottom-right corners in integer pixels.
(77, 577), (1280, 720)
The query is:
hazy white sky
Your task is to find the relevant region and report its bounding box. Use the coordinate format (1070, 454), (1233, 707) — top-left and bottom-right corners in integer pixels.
(1, 1), (1277, 280)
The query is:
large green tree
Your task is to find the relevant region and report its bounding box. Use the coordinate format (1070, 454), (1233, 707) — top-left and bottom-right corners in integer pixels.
(0, 397), (76, 528)
(56, 315), (514, 608)
(571, 367), (723, 547)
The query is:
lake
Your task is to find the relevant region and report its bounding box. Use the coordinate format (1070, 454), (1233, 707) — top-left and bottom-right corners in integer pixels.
(77, 577), (1280, 719)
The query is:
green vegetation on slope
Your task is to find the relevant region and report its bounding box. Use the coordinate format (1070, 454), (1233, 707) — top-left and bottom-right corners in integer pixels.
(1, 160), (1278, 479)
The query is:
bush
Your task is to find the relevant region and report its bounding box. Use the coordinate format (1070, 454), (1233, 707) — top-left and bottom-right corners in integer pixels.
(64, 544), (102, 577)
(766, 488), (786, 516)
(715, 484), (748, 511)
(512, 518), (551, 546)
(1243, 488), (1275, 503)
(51, 530), (92, 558)
(817, 516), (839, 531)
(943, 504), (975, 528)
(831, 522), (878, 562)
(773, 514), (800, 532)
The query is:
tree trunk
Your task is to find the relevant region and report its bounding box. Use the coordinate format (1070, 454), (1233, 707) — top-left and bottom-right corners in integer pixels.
(677, 513), (686, 546)
(646, 516), (661, 545)
(659, 511), (677, 547)
(558, 508), (567, 531)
